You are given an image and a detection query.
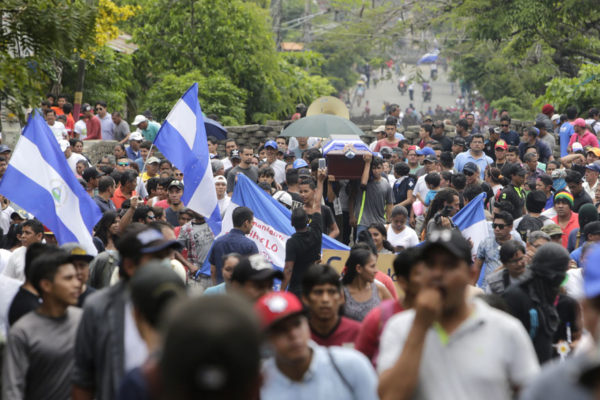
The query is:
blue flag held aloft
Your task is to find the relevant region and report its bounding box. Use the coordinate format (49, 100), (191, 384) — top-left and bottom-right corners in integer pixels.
(153, 83), (222, 236)
(0, 112), (102, 254)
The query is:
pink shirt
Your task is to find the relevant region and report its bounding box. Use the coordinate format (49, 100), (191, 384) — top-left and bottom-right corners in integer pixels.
(568, 130), (599, 150)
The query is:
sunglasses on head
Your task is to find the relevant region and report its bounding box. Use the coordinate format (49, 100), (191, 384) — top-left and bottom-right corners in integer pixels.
(492, 223), (506, 230)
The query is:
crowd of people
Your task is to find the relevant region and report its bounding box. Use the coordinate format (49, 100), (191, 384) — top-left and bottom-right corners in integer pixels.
(1, 95), (600, 399)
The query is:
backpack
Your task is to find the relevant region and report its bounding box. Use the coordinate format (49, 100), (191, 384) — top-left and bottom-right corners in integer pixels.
(516, 215), (547, 242)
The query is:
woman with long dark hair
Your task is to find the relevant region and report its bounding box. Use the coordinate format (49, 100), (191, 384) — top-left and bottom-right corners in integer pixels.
(341, 247), (392, 321)
(367, 223), (395, 254)
(93, 211), (121, 253)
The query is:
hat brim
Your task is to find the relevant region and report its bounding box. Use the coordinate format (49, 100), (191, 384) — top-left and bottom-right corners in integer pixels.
(68, 254), (94, 263)
(265, 309), (306, 331)
(140, 240), (183, 254)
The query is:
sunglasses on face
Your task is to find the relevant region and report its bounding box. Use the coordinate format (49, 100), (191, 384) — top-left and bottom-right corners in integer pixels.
(492, 223), (506, 230)
(118, 161), (129, 166)
(501, 124), (509, 127)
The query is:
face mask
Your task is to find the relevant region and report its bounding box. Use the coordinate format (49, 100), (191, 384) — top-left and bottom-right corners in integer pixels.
(553, 178), (566, 191)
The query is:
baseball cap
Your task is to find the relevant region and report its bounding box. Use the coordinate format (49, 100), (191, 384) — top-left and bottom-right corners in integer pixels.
(82, 167), (103, 182)
(380, 146), (393, 156)
(60, 243), (94, 263)
(254, 291), (304, 330)
(231, 254), (283, 284)
(463, 162), (479, 174)
(584, 221), (600, 237)
(264, 140), (278, 150)
(168, 180), (184, 190)
(453, 137), (466, 146)
(423, 154), (438, 163)
(573, 118), (587, 128)
(132, 115), (148, 126)
(372, 125), (386, 133)
(293, 159), (308, 169)
(146, 156), (161, 164)
(584, 244), (600, 297)
(59, 139), (70, 152)
(528, 127), (540, 136)
(586, 161), (600, 173)
(588, 148), (600, 157)
(495, 139), (508, 150)
(551, 114), (561, 122)
(129, 131), (143, 141)
(273, 190), (293, 209)
(0, 145), (11, 154)
(283, 150), (295, 159)
(130, 260), (186, 326)
(82, 103), (93, 112)
(134, 228), (183, 254)
(573, 143), (584, 153)
(541, 223), (563, 237)
(416, 147), (436, 156)
(214, 175), (227, 184)
(230, 149), (241, 160)
(423, 115), (433, 122)
(419, 229), (472, 265)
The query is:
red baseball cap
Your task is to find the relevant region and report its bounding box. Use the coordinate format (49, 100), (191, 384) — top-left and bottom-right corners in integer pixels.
(495, 139), (508, 150)
(254, 292), (304, 330)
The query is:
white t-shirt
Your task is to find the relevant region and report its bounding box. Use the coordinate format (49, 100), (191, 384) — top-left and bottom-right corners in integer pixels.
(74, 119), (87, 139)
(124, 300), (148, 372)
(0, 275), (21, 336)
(378, 299), (540, 400)
(2, 246), (27, 283)
(48, 121), (67, 141)
(413, 174), (429, 203)
(387, 225), (419, 250)
(67, 153), (88, 175)
(217, 195), (231, 218)
(268, 159), (287, 184)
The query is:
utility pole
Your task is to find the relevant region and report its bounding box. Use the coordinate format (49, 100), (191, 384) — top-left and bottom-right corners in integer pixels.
(73, 0), (95, 122)
(271, 0), (282, 50)
(303, 0), (311, 45)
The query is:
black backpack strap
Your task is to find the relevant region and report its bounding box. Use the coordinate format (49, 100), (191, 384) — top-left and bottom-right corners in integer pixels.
(327, 348), (354, 398)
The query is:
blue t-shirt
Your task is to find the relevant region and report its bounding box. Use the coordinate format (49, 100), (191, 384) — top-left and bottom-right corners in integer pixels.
(424, 189), (438, 206)
(559, 122), (574, 157)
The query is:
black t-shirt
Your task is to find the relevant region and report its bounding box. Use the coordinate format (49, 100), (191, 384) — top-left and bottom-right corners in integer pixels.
(285, 213), (323, 296)
(77, 285), (97, 308)
(432, 134), (452, 152)
(310, 205), (334, 235)
(393, 176), (416, 205)
(8, 287), (41, 326)
(499, 184), (525, 219)
(165, 207), (179, 227)
(573, 190), (593, 213)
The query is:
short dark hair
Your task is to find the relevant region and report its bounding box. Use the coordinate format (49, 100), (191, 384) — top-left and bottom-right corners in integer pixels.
(394, 162), (410, 176)
(463, 184), (483, 202)
(393, 247), (421, 280)
(301, 264), (341, 297)
(499, 240), (525, 264)
(425, 172), (440, 187)
(44, 108), (56, 116)
(439, 152), (454, 169)
(159, 159), (172, 169)
(232, 207), (253, 228)
(565, 169), (582, 184)
(421, 124), (433, 135)
(24, 242), (50, 281)
(471, 134), (484, 142)
(566, 105), (578, 120)
(291, 207), (308, 230)
(526, 190), (547, 213)
(451, 173), (467, 190)
(140, 141), (153, 150)
(495, 200), (515, 214)
(120, 170), (138, 186)
(298, 176), (316, 190)
(95, 100), (107, 108)
(62, 103), (72, 114)
(538, 174), (553, 188)
(22, 219), (44, 235)
(385, 117), (398, 126)
(30, 248), (71, 294)
(98, 176), (116, 193)
(494, 210), (514, 226)
(133, 205), (153, 223)
(500, 115), (511, 123)
(258, 167), (274, 178)
(508, 145), (518, 154)
(456, 119), (469, 130)
(286, 168), (299, 186)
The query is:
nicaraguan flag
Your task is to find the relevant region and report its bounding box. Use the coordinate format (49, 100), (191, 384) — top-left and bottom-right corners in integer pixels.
(0, 112), (101, 254)
(219, 174), (348, 271)
(153, 83), (221, 235)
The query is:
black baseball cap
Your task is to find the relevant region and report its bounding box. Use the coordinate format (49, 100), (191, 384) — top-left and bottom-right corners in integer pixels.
(168, 180), (184, 190)
(60, 243), (94, 263)
(463, 162), (479, 174)
(230, 149), (241, 160)
(130, 260), (186, 326)
(420, 229), (472, 265)
(231, 254), (283, 283)
(584, 221), (600, 237)
(453, 137), (466, 146)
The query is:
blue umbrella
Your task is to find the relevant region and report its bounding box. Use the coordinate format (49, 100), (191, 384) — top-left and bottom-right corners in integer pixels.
(417, 50), (440, 65)
(204, 117), (227, 140)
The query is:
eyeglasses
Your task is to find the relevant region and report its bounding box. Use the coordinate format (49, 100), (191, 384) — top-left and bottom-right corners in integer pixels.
(501, 124), (509, 127)
(492, 223), (506, 230)
(117, 161), (129, 166)
(464, 171), (475, 176)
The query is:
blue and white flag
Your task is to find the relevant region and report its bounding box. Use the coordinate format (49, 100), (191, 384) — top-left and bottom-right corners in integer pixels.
(219, 174), (348, 270)
(0, 112), (101, 254)
(153, 83), (221, 235)
(452, 192), (490, 256)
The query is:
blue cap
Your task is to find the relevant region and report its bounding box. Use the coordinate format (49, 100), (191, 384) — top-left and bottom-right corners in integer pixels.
(584, 244), (600, 298)
(585, 161), (600, 173)
(265, 140), (278, 150)
(293, 159), (308, 169)
(416, 147), (436, 156)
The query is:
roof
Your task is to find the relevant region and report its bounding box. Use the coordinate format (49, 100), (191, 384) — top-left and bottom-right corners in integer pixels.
(280, 42), (304, 51)
(107, 33), (138, 55)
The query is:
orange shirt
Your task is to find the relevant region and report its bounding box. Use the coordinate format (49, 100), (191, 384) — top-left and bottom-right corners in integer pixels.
(552, 211), (579, 248)
(112, 186), (137, 209)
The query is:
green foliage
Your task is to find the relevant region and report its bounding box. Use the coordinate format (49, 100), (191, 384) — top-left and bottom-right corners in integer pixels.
(535, 64), (600, 114)
(0, 0), (97, 121)
(143, 71), (247, 126)
(61, 47), (136, 112)
(490, 96), (536, 121)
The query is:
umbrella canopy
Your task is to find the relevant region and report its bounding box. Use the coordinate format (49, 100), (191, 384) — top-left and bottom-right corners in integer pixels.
(417, 49), (440, 65)
(204, 117), (227, 140)
(281, 114), (364, 138)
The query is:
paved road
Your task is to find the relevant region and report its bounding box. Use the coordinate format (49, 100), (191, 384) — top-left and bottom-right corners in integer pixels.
(349, 64), (459, 118)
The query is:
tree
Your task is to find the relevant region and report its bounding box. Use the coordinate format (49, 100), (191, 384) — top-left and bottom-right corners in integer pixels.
(535, 64), (600, 114)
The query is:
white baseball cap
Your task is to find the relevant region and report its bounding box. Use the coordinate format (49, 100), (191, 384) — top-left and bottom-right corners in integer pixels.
(132, 115), (148, 126)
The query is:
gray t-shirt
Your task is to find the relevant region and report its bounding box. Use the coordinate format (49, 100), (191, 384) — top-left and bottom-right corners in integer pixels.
(354, 178), (394, 226)
(113, 120), (130, 142)
(2, 307), (83, 400)
(226, 165), (259, 193)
